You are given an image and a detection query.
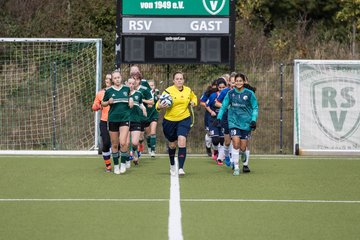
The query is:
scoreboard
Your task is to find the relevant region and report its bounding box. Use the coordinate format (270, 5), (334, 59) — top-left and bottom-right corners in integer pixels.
(116, 0), (235, 66)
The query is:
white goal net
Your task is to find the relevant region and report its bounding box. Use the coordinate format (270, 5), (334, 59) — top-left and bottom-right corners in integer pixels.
(294, 60), (360, 155)
(0, 38), (102, 153)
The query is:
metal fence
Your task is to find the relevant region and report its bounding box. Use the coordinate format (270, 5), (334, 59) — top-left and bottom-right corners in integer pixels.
(119, 63), (295, 154)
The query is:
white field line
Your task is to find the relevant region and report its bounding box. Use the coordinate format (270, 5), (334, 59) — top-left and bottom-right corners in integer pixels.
(0, 198), (168, 202)
(168, 157), (183, 240)
(0, 198), (359, 204)
(1, 154), (359, 160)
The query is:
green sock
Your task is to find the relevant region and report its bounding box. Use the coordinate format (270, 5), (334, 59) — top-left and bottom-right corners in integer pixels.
(120, 151), (129, 163)
(150, 135), (156, 152)
(133, 145), (138, 153)
(146, 136), (151, 150)
(112, 152), (119, 165)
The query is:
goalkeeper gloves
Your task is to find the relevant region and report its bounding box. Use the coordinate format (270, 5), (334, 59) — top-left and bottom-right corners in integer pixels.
(250, 121), (256, 130)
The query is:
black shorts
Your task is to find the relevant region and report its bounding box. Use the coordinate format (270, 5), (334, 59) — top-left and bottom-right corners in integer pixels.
(162, 116), (192, 142)
(140, 121), (146, 131)
(144, 118), (158, 128)
(108, 121), (129, 132)
(129, 122), (142, 132)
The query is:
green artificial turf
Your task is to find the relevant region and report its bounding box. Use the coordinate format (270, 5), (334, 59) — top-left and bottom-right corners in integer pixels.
(0, 155), (359, 240)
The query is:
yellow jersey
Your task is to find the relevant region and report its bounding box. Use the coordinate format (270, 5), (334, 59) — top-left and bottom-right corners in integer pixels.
(157, 85), (198, 121)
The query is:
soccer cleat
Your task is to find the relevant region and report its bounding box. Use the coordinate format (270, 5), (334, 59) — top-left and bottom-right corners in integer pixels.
(133, 160), (139, 166)
(212, 152), (218, 161)
(120, 163), (126, 174)
(114, 165), (120, 175)
(206, 147), (212, 157)
(150, 151), (155, 158)
(233, 168), (240, 176)
(170, 165), (176, 176)
(126, 161), (131, 169)
(138, 143), (144, 152)
(243, 165), (251, 173)
(178, 168), (185, 176)
(225, 156), (231, 167)
(217, 159), (223, 165)
(105, 165), (112, 173)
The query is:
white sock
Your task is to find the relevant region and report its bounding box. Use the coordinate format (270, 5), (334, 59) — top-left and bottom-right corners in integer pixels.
(205, 134), (212, 148)
(224, 145), (230, 158)
(231, 148), (239, 169)
(212, 143), (218, 151)
(244, 149), (250, 166)
(218, 144), (225, 160)
(229, 143), (233, 157)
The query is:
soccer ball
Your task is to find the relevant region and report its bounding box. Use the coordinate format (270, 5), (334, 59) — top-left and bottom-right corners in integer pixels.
(159, 93), (173, 107)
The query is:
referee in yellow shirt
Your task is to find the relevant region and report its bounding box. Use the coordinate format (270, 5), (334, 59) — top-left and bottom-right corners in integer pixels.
(156, 71), (198, 176)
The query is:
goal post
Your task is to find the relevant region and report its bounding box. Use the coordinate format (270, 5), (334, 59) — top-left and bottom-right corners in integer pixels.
(0, 38), (102, 154)
(294, 60), (360, 155)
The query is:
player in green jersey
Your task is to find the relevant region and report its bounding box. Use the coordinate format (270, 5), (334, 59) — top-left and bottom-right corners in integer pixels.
(126, 77), (147, 165)
(130, 68), (154, 156)
(145, 79), (160, 157)
(102, 70), (133, 175)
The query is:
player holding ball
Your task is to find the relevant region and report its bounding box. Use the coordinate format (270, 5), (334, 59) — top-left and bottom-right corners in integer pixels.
(156, 71), (198, 176)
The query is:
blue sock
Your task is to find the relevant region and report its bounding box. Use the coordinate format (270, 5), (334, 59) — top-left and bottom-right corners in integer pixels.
(168, 147), (176, 166)
(178, 147), (186, 169)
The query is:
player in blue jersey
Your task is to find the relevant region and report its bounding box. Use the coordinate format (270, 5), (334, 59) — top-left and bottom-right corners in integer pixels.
(215, 72), (236, 167)
(199, 79), (218, 157)
(206, 78), (227, 165)
(217, 73), (258, 176)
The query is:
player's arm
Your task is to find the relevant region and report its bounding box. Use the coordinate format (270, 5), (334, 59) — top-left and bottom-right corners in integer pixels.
(92, 91), (102, 111)
(140, 103), (147, 117)
(189, 90), (198, 107)
(214, 99), (222, 108)
(101, 90), (112, 107)
(214, 88), (228, 108)
(142, 89), (154, 107)
(199, 91), (208, 108)
(217, 93), (230, 120)
(205, 94), (217, 117)
(155, 91), (168, 111)
(250, 92), (259, 122)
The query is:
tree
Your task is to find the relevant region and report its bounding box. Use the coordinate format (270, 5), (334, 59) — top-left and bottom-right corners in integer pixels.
(336, 0), (360, 57)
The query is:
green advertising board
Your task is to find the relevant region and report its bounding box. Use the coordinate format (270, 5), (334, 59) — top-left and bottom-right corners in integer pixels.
(122, 0), (230, 16)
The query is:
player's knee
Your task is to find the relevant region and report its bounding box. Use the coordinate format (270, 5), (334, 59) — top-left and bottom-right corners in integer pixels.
(168, 141), (177, 149)
(132, 143), (138, 149)
(102, 140), (111, 151)
(212, 136), (220, 146)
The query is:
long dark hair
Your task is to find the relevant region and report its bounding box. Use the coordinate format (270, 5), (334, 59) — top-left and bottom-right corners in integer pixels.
(204, 79), (219, 97)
